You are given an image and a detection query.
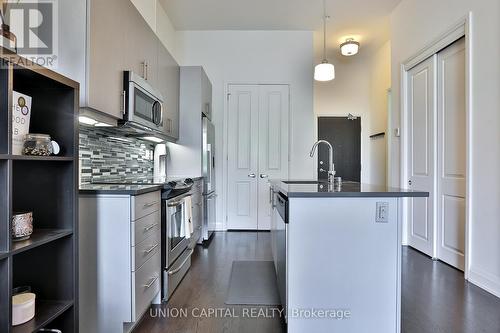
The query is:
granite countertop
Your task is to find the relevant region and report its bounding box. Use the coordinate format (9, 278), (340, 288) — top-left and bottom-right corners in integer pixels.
(270, 179), (429, 198)
(79, 183), (163, 195)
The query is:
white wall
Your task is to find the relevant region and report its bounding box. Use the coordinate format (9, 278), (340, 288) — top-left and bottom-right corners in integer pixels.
(177, 30), (315, 228)
(314, 42), (391, 185)
(391, 0), (500, 297)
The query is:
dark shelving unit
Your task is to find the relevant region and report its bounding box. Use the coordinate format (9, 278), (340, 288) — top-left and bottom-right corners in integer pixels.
(0, 50), (79, 332)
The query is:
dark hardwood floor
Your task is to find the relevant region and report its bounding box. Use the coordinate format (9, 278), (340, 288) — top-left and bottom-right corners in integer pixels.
(134, 232), (500, 333)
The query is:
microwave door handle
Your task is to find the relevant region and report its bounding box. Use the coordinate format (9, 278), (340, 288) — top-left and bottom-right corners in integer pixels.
(159, 102), (164, 126)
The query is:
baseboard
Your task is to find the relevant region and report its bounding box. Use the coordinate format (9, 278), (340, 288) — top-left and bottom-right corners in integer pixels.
(468, 268), (500, 298)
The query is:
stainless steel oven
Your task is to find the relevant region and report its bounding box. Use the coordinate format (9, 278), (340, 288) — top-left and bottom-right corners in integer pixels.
(121, 71), (164, 132)
(165, 193), (191, 266)
(162, 192), (193, 300)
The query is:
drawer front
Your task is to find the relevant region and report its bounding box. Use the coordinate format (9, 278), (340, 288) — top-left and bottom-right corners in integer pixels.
(132, 232), (160, 271)
(167, 248), (192, 299)
(132, 210), (160, 246)
(133, 251), (161, 322)
(132, 191), (161, 221)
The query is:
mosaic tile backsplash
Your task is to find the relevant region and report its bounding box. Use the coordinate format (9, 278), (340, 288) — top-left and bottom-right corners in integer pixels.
(79, 126), (155, 184)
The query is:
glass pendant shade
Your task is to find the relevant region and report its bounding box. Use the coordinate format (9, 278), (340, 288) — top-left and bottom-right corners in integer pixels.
(314, 61), (335, 81)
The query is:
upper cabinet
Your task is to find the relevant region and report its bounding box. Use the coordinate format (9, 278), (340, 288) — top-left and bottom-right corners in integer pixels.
(58, 0), (180, 141)
(158, 44), (180, 140)
(87, 0), (127, 119)
(201, 69), (213, 120)
(124, 5), (159, 89)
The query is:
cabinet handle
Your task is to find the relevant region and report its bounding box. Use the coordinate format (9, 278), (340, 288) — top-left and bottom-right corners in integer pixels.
(142, 61), (149, 80)
(260, 174), (268, 178)
(144, 275), (159, 289)
(144, 243), (159, 254)
(121, 90), (126, 114)
(143, 201), (157, 208)
(143, 223), (158, 232)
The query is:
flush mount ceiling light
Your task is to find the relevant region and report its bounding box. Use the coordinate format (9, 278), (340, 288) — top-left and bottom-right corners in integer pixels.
(340, 38), (360, 56)
(314, 0), (335, 82)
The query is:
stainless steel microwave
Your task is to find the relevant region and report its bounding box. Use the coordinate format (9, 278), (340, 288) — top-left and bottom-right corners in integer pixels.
(121, 71), (164, 132)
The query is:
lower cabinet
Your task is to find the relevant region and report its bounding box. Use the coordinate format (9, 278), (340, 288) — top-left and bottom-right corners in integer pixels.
(190, 179), (203, 246)
(79, 190), (161, 333)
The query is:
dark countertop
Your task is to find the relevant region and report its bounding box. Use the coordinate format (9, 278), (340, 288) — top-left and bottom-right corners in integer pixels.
(79, 183), (163, 195)
(270, 179), (429, 198)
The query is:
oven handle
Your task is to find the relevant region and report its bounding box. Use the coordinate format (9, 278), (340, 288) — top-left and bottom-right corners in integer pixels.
(168, 199), (185, 207)
(167, 249), (194, 275)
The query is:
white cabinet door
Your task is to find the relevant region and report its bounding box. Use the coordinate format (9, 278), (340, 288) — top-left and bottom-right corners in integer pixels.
(227, 85), (260, 229)
(123, 2), (158, 87)
(87, 0), (126, 119)
(227, 85), (289, 230)
(257, 85), (289, 230)
(158, 44), (180, 139)
(437, 38), (466, 270)
(407, 56), (436, 257)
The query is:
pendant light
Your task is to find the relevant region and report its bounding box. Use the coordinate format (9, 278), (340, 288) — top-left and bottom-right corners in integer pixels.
(314, 0), (335, 82)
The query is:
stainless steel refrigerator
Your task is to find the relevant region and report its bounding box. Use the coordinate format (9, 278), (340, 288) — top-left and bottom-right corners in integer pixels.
(201, 115), (216, 243)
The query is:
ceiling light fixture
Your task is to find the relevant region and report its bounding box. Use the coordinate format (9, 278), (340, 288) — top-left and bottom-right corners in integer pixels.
(340, 38), (360, 56)
(314, 0), (335, 82)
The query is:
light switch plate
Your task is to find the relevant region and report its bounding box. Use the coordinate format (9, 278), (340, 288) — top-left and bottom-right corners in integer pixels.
(376, 202), (389, 223)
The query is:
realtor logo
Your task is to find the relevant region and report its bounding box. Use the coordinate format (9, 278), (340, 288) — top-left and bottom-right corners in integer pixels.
(1, 0), (58, 68)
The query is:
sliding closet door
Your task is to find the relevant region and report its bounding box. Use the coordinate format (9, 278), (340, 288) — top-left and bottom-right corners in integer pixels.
(436, 38), (466, 270)
(407, 56), (436, 257)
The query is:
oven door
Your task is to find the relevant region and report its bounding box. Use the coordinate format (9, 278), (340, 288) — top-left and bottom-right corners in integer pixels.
(165, 194), (190, 267)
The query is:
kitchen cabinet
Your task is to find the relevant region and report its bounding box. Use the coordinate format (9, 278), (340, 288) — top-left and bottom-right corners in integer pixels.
(79, 190), (161, 333)
(158, 43), (180, 140)
(201, 69), (213, 119)
(60, 0), (180, 133)
(190, 179), (203, 246)
(124, 4), (158, 88)
(86, 0), (127, 119)
(168, 67), (213, 176)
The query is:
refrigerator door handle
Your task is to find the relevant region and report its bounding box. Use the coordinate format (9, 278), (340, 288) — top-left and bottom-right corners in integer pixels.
(207, 144), (212, 192)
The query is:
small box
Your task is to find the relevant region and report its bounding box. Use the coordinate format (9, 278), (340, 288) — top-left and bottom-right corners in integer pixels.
(12, 91), (32, 155)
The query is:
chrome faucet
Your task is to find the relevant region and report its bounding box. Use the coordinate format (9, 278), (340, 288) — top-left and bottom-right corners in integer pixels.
(309, 140), (336, 183)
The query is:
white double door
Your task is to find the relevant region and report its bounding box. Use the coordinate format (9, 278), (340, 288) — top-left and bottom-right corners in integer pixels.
(407, 38), (466, 270)
(227, 84), (289, 230)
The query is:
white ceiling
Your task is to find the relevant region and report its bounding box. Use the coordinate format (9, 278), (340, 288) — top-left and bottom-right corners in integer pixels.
(160, 0), (401, 56)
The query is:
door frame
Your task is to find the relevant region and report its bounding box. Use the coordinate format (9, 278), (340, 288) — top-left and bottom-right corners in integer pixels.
(314, 113), (364, 183)
(223, 82), (291, 230)
(400, 14), (472, 279)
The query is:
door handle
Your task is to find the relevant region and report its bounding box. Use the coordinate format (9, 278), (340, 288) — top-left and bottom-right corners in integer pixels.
(260, 174), (268, 179)
(248, 173), (256, 178)
(408, 180), (412, 186)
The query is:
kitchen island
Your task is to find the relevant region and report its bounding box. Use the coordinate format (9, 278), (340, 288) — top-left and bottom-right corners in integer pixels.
(269, 180), (428, 333)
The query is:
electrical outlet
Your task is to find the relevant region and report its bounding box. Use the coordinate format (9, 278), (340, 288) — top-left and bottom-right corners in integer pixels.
(376, 202), (389, 223)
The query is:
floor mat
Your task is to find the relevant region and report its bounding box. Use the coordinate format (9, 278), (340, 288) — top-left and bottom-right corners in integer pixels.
(225, 260), (281, 305)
